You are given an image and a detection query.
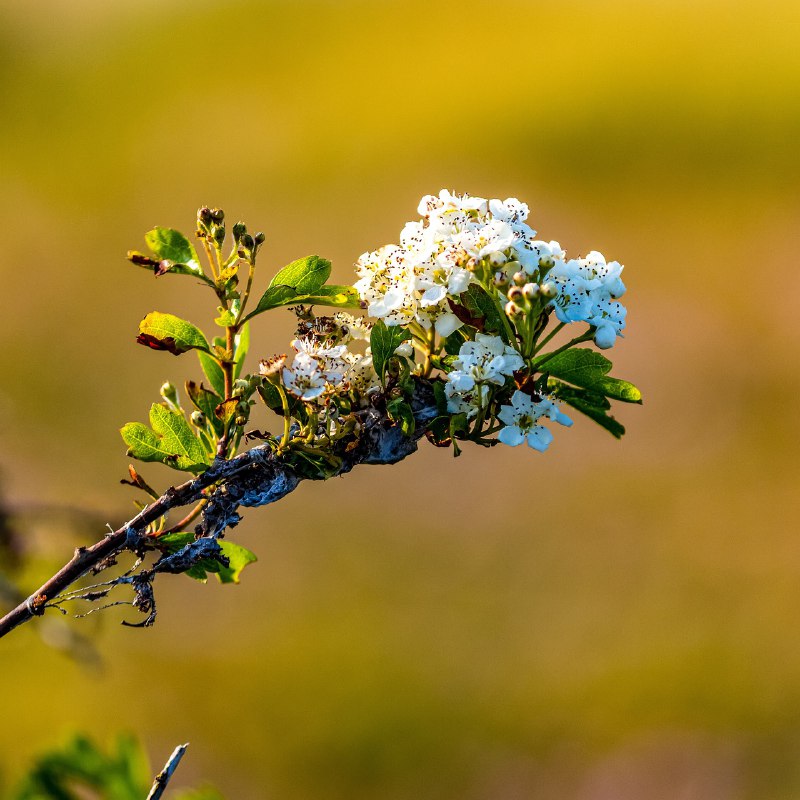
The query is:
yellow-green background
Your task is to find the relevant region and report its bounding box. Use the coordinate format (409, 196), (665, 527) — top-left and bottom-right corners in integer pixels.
(1, 1), (799, 797)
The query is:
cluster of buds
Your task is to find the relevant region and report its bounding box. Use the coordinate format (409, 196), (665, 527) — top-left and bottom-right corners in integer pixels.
(197, 206), (226, 248)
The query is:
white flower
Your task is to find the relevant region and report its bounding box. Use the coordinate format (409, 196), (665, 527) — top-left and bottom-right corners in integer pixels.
(497, 390), (572, 452)
(444, 380), (490, 419)
(451, 333), (524, 388)
(333, 312), (372, 342)
(547, 250), (627, 347)
(283, 352), (328, 401)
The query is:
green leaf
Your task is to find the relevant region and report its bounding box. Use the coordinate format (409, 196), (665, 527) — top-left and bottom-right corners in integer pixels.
(121, 404), (211, 473)
(143, 227), (210, 281)
(535, 348), (642, 403)
(185, 380), (224, 436)
(137, 312), (210, 355)
(214, 307), (237, 327)
(370, 320), (412, 386)
(387, 397), (415, 437)
(455, 284), (508, 341)
(216, 540), (258, 584)
(233, 321), (250, 380)
(549, 380), (626, 439)
(244, 255), (333, 320)
(197, 351), (226, 397)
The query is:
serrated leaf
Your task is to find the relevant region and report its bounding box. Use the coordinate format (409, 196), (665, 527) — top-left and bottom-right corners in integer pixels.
(534, 348), (642, 403)
(549, 380), (626, 439)
(244, 255), (332, 320)
(451, 284), (508, 341)
(137, 312), (210, 355)
(120, 404), (210, 473)
(370, 320), (412, 386)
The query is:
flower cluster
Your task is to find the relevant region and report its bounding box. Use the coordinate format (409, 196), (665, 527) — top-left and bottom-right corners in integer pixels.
(355, 189), (627, 350)
(545, 250), (627, 349)
(497, 391), (573, 451)
(267, 312), (380, 403)
(444, 334), (523, 417)
(252, 190), (634, 458)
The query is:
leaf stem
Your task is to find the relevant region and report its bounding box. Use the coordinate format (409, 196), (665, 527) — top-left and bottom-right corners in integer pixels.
(533, 321), (565, 356)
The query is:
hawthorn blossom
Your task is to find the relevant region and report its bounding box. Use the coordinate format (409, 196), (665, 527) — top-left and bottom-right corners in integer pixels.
(546, 250), (627, 348)
(497, 390), (573, 452)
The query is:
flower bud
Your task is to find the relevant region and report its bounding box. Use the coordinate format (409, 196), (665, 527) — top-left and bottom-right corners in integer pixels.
(190, 411), (206, 427)
(211, 208), (225, 223)
(254, 231), (266, 246)
(213, 226), (225, 246)
(198, 206), (212, 226)
(539, 256), (555, 271)
(232, 222), (246, 242)
(522, 282), (539, 301)
(235, 415), (248, 426)
(493, 271), (509, 290)
(160, 382), (179, 408)
(539, 282), (557, 299)
(505, 301), (523, 319)
(513, 271), (527, 287)
(241, 233), (254, 251)
(507, 286), (524, 303)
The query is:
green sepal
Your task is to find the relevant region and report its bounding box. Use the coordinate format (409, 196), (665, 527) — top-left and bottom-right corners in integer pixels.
(443, 327), (470, 356)
(370, 320), (412, 387)
(534, 348), (642, 404)
(121, 403), (211, 473)
(387, 397), (415, 437)
(185, 380), (224, 437)
(243, 255), (332, 320)
(137, 312), (211, 356)
(257, 382), (283, 413)
(425, 415), (453, 448)
(549, 380), (626, 439)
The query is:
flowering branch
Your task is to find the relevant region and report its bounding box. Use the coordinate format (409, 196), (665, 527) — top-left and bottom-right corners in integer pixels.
(0, 191), (642, 639)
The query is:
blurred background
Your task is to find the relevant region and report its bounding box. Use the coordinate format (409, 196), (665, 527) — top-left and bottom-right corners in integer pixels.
(1, 1), (799, 797)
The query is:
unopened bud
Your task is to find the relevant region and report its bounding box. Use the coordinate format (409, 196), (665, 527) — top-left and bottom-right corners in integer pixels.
(190, 411), (206, 427)
(198, 206), (212, 226)
(232, 222), (247, 241)
(505, 301), (523, 319)
(513, 271), (527, 286)
(160, 382), (179, 408)
(493, 271), (509, 289)
(211, 208), (225, 223)
(254, 231), (266, 246)
(540, 281), (557, 299)
(241, 233), (254, 251)
(523, 282), (539, 301)
(539, 256), (555, 271)
(213, 226), (225, 246)
(235, 415), (248, 426)
(507, 286), (524, 303)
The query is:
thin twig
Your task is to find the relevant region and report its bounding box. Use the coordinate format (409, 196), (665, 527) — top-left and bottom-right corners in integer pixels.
(146, 742), (189, 800)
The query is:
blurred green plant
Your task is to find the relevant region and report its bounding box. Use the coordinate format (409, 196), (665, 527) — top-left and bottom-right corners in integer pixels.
(7, 735), (221, 800)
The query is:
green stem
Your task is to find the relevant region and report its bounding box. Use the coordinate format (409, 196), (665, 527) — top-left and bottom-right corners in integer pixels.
(236, 259), (256, 324)
(276, 384), (292, 452)
(533, 321), (565, 357)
